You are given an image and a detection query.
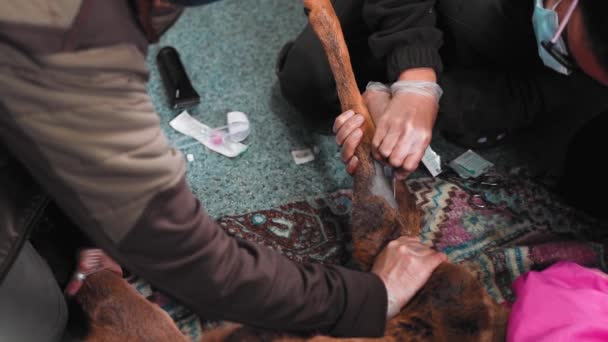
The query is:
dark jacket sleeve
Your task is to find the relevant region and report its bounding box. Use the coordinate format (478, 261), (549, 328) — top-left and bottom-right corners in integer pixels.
(117, 178), (388, 337)
(363, 0), (443, 81)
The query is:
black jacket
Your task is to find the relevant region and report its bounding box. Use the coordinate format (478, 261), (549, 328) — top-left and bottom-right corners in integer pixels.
(363, 0), (443, 80)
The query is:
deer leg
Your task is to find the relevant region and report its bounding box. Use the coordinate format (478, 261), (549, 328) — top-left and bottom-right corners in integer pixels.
(302, 2), (509, 341)
(303, 0), (418, 269)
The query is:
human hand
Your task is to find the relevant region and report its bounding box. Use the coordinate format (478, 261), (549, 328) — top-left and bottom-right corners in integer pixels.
(64, 249), (123, 296)
(333, 89), (390, 174)
(371, 91), (438, 180)
(371, 237), (447, 319)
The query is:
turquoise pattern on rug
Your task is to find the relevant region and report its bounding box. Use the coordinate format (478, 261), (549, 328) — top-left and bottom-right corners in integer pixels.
(129, 172), (606, 341)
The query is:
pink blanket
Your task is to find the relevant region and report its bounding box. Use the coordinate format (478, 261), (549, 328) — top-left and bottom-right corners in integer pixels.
(508, 261), (608, 341)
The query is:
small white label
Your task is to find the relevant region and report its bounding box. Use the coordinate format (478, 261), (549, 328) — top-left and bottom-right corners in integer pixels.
(186, 154), (194, 162)
(421, 146), (442, 177)
(448, 149), (493, 178)
(291, 148), (315, 165)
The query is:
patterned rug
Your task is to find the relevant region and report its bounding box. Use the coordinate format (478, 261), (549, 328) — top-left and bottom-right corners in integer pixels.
(128, 173), (607, 340)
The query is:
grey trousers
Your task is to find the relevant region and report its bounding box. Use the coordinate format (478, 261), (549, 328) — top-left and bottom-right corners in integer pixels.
(0, 242), (68, 342)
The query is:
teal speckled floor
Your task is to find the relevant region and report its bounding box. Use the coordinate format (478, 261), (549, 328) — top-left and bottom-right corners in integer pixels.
(146, 0), (541, 218)
(146, 0), (354, 217)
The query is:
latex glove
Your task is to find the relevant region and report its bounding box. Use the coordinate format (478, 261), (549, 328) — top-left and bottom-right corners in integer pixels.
(372, 90), (438, 180)
(371, 237), (447, 319)
(333, 89), (390, 174)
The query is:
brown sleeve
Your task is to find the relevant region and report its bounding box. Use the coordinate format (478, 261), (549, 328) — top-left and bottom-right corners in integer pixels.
(115, 177), (387, 336)
(0, 40), (387, 336)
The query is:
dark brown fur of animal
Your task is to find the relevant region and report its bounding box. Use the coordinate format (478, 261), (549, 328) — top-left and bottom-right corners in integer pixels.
(74, 0), (509, 341)
(74, 270), (189, 342)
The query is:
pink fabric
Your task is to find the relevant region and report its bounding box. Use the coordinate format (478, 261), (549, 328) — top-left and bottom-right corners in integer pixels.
(507, 261), (608, 341)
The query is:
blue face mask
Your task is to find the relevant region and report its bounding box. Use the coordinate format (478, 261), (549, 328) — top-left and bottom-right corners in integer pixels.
(532, 0), (572, 75)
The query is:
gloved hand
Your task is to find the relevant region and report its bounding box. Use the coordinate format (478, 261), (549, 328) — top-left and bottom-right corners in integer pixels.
(371, 89), (438, 179)
(334, 68), (442, 179)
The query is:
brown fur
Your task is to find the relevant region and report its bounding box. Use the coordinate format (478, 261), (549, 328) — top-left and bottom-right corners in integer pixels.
(74, 270), (189, 342)
(74, 1), (509, 341)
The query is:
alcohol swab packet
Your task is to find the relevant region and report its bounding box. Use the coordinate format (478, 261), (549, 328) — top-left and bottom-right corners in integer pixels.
(448, 149), (493, 179)
(421, 145), (442, 177)
(291, 148), (315, 165)
(170, 111), (248, 158)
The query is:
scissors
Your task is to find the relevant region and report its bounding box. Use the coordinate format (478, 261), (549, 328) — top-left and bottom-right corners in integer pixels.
(440, 170), (501, 209)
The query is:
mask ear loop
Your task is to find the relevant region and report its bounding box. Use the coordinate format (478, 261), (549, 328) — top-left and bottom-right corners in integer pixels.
(551, 0), (579, 44)
(550, 0), (564, 11)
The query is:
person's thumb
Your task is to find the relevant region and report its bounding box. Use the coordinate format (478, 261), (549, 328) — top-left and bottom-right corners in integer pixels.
(425, 252), (448, 275)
